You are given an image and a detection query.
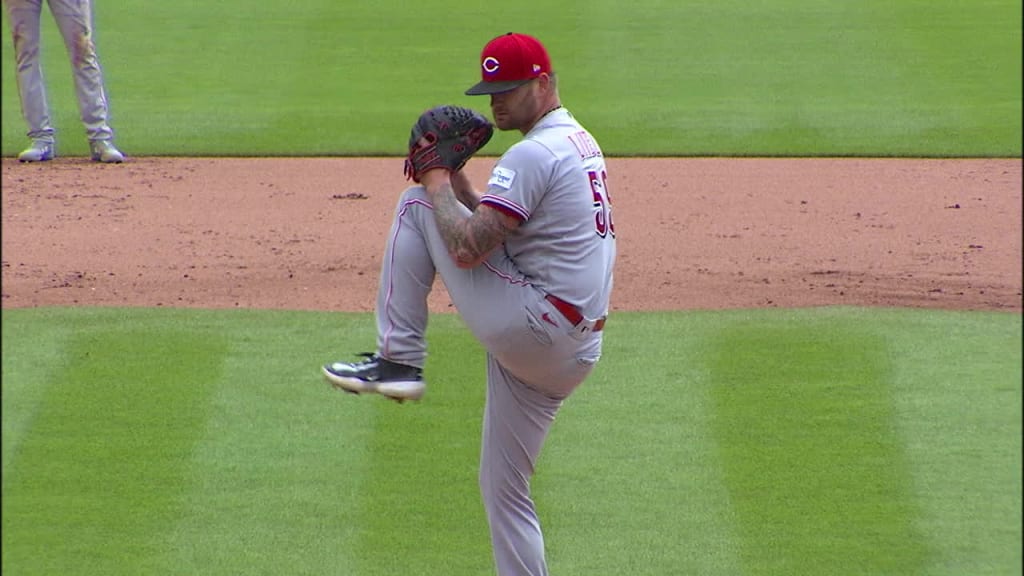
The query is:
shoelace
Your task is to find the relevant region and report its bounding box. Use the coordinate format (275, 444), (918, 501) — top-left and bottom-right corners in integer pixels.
(353, 352), (378, 366)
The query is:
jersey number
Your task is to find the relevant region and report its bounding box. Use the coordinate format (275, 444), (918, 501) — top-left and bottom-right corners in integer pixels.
(589, 170), (615, 238)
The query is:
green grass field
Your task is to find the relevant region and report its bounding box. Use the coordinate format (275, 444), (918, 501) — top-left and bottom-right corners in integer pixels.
(2, 1), (1022, 574)
(2, 307), (1021, 575)
(1, 0), (1021, 157)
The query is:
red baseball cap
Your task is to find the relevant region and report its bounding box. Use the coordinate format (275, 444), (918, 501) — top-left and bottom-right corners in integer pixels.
(465, 33), (552, 95)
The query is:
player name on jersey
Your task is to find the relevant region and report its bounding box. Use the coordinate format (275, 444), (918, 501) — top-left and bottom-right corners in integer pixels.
(568, 130), (603, 160)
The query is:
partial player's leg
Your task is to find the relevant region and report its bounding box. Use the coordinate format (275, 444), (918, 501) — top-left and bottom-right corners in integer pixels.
(323, 184), (592, 400)
(322, 187), (442, 401)
(48, 0), (123, 162)
(479, 354), (563, 576)
(320, 185), (601, 571)
(5, 0), (56, 161)
(324, 183), (536, 400)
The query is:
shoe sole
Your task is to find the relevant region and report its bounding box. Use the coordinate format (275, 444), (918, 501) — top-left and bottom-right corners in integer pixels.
(322, 366), (425, 403)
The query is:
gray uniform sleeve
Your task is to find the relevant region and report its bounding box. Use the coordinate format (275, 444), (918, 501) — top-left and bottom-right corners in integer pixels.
(478, 140), (556, 222)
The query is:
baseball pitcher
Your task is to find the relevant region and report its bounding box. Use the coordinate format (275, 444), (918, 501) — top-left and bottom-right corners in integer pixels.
(323, 32), (615, 576)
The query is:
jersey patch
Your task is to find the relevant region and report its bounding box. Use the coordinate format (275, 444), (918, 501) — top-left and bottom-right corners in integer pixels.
(488, 166), (517, 190)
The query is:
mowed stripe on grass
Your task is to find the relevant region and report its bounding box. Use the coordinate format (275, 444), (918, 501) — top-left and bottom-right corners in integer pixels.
(160, 311), (378, 575)
(536, 308), (1020, 575)
(1, 308), (1019, 575)
(536, 312), (746, 575)
(0, 310), (384, 575)
(349, 321), (494, 575)
(1, 327), (227, 575)
(707, 317), (926, 575)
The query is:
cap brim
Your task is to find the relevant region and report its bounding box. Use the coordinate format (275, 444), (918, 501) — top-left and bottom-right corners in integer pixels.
(465, 79), (532, 95)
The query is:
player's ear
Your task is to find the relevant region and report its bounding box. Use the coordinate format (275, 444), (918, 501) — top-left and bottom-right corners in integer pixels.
(537, 73), (554, 93)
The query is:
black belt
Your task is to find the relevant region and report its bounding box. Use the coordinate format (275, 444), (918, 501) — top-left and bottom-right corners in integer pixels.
(545, 294), (606, 332)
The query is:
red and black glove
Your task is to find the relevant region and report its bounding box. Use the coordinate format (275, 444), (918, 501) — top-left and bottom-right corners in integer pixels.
(404, 105), (494, 183)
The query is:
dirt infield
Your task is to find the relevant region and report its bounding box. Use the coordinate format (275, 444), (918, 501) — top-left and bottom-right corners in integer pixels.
(1, 157), (1021, 313)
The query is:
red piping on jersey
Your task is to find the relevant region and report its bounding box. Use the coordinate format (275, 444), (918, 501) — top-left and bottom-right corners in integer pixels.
(480, 194), (529, 221)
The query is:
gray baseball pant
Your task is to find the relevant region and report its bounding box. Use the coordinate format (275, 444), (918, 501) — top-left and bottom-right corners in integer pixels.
(4, 0), (115, 143)
(372, 186), (603, 575)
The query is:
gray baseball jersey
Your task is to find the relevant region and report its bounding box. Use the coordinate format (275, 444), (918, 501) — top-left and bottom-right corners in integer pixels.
(480, 107), (615, 321)
(4, 0), (116, 144)
(371, 106), (614, 575)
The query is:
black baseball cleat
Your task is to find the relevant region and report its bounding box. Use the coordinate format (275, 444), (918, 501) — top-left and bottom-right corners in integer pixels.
(322, 353), (425, 402)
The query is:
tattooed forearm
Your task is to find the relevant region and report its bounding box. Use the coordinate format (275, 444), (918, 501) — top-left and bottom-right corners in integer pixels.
(429, 182), (511, 268)
(450, 170), (481, 210)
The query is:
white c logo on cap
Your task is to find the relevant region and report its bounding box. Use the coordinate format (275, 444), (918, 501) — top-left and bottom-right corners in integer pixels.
(482, 56), (500, 74)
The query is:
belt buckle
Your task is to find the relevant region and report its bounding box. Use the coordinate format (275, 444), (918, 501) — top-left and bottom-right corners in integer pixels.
(545, 293), (606, 338)
(570, 317), (602, 340)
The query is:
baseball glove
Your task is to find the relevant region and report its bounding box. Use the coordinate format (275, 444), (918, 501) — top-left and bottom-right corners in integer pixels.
(404, 105), (494, 183)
